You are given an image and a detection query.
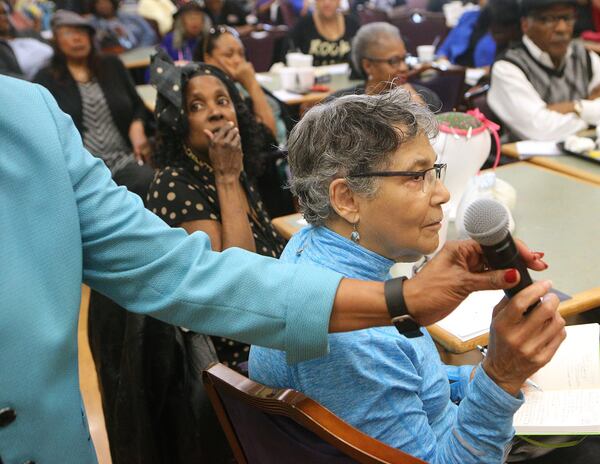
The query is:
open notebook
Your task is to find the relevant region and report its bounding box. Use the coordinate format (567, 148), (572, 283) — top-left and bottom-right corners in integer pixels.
(513, 323), (600, 435)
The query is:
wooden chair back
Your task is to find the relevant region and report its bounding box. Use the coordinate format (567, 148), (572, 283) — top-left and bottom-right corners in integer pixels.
(410, 64), (466, 112)
(203, 363), (427, 464)
(387, 10), (448, 55)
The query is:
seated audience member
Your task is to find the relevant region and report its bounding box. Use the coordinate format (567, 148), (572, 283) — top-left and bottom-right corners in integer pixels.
(0, 0), (52, 78)
(147, 55), (286, 281)
(161, 1), (209, 62)
(488, 0), (600, 141)
(87, 55), (287, 463)
(249, 89), (570, 463)
(437, 0), (520, 68)
(289, 0), (360, 66)
(34, 10), (153, 196)
(331, 22), (442, 111)
(194, 25), (288, 145)
(90, 0), (157, 51)
(203, 0), (253, 34)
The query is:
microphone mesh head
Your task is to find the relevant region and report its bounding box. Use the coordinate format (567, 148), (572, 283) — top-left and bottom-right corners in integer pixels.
(463, 198), (510, 246)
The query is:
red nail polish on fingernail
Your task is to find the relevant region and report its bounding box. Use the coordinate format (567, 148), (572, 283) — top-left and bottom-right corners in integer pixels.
(504, 268), (518, 283)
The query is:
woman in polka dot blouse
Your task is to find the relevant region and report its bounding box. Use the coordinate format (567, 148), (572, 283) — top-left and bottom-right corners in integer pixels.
(147, 62), (287, 370)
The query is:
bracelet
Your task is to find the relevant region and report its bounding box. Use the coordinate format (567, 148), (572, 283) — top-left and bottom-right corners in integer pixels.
(384, 277), (423, 338)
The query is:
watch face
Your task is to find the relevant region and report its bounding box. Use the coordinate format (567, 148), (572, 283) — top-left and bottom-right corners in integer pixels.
(392, 315), (423, 338)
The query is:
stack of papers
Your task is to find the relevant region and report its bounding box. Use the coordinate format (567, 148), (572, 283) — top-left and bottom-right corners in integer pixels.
(514, 323), (600, 435)
(515, 141), (561, 158)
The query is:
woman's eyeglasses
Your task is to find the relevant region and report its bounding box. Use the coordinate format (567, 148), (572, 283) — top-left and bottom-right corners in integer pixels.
(347, 163), (447, 193)
(364, 54), (411, 67)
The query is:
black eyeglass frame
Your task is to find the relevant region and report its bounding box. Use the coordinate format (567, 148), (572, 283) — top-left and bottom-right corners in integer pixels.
(363, 54), (411, 67)
(347, 163), (447, 181)
(529, 12), (577, 27)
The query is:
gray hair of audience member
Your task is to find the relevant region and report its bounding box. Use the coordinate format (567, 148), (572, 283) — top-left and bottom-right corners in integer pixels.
(351, 22), (402, 79)
(287, 88), (438, 226)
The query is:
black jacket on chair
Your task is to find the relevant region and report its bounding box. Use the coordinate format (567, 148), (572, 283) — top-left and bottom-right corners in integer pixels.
(33, 54), (148, 143)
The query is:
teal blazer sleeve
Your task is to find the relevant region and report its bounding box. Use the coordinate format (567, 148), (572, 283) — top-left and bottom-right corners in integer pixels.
(45, 83), (342, 364)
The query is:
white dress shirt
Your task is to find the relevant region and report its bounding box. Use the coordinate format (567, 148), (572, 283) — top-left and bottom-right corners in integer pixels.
(9, 37), (53, 80)
(488, 35), (600, 141)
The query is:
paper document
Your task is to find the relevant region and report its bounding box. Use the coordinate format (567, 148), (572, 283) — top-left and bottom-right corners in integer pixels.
(272, 89), (303, 103)
(513, 323), (600, 435)
(435, 290), (504, 342)
(515, 141), (561, 158)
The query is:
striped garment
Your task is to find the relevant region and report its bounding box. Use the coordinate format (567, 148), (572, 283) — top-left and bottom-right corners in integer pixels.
(78, 80), (134, 174)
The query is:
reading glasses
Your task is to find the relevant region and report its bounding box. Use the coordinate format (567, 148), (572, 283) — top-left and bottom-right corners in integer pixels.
(347, 163), (447, 193)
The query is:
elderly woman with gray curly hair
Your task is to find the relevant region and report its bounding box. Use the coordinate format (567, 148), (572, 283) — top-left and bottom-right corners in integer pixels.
(250, 88), (566, 463)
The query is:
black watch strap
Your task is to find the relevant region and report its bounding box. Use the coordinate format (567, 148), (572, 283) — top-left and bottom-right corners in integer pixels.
(384, 277), (423, 338)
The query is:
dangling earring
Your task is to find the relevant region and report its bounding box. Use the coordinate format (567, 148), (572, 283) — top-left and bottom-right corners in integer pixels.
(350, 222), (360, 243)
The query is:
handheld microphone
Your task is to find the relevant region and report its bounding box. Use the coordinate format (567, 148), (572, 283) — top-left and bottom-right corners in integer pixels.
(463, 198), (536, 308)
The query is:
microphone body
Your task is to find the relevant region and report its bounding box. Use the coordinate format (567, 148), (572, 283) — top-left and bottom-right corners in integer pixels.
(464, 198), (537, 311)
(481, 235), (533, 299)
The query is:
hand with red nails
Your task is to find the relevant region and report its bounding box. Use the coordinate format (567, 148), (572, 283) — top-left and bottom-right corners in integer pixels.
(483, 280), (565, 396)
(402, 239), (549, 327)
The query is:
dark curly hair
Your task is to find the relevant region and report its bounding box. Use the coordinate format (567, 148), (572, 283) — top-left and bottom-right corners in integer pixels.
(153, 63), (275, 179)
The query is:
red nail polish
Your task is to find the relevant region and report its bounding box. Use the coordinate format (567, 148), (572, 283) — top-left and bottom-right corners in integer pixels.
(504, 268), (518, 283)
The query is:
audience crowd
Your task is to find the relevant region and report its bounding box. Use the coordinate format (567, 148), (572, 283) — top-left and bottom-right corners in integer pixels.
(4, 0), (600, 462)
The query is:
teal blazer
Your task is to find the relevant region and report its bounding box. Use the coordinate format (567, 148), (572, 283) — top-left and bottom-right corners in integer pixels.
(0, 76), (341, 463)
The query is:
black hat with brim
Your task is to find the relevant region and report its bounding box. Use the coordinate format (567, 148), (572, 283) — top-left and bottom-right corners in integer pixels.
(519, 0), (577, 16)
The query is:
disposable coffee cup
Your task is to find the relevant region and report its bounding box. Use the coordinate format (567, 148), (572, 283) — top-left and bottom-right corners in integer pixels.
(286, 52), (313, 68)
(417, 45), (436, 63)
(279, 67), (298, 92)
(295, 67), (315, 93)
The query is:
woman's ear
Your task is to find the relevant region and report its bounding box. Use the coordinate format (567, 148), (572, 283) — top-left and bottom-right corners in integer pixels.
(329, 178), (360, 224)
(361, 58), (373, 79)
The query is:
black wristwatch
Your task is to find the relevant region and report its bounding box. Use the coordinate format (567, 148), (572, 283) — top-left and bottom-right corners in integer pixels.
(384, 277), (423, 338)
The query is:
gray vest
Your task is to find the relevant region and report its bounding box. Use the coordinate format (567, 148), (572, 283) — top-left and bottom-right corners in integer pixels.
(497, 40), (592, 104)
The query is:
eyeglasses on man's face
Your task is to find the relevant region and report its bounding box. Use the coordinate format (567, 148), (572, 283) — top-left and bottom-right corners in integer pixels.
(347, 163), (447, 193)
(530, 13), (576, 28)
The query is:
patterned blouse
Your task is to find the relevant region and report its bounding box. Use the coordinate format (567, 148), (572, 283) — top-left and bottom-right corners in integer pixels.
(78, 80), (134, 174)
(146, 156), (286, 369)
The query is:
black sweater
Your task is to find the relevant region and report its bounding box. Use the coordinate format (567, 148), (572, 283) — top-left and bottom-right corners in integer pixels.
(34, 54), (148, 144)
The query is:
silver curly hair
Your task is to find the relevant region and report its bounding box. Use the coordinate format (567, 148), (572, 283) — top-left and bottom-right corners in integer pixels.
(287, 88), (438, 226)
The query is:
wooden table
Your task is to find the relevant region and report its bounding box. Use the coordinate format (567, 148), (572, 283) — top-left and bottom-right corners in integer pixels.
(137, 84), (157, 112)
(119, 46), (157, 69)
(272, 163), (600, 353)
(430, 162), (600, 352)
(502, 141), (600, 186)
(271, 213), (306, 240)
